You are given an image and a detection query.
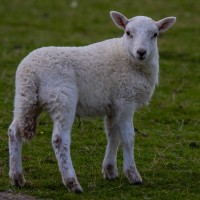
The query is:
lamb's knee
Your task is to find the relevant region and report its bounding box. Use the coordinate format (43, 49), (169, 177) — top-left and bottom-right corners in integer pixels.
(121, 126), (134, 146)
(121, 134), (134, 147)
(52, 133), (62, 151)
(8, 128), (15, 143)
(8, 122), (19, 143)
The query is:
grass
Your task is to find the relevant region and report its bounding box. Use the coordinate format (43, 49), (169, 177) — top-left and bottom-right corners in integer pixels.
(0, 0), (200, 199)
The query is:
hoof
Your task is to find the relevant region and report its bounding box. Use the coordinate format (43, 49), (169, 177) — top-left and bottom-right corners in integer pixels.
(124, 166), (142, 185)
(65, 178), (83, 193)
(9, 172), (26, 187)
(102, 164), (119, 180)
(74, 186), (83, 194)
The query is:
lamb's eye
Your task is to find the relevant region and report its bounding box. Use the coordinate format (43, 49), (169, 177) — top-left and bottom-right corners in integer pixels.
(152, 33), (158, 38)
(126, 31), (131, 37)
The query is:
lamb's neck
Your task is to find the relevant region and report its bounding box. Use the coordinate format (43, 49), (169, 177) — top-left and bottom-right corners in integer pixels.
(106, 38), (127, 61)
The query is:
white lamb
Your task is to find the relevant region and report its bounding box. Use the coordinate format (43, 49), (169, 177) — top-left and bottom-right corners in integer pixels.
(8, 11), (176, 193)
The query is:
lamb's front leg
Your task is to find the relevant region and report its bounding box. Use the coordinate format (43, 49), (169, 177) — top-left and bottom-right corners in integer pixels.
(102, 115), (120, 180)
(119, 113), (142, 185)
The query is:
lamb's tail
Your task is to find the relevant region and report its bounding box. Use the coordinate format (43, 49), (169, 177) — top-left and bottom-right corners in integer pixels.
(10, 64), (40, 142)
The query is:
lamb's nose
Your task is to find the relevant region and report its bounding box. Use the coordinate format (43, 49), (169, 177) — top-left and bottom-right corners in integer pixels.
(137, 48), (146, 57)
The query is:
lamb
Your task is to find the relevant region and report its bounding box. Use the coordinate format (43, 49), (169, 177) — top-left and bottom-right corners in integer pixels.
(8, 11), (176, 193)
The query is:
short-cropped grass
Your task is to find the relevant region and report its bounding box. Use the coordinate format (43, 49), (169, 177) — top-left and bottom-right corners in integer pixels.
(0, 0), (200, 199)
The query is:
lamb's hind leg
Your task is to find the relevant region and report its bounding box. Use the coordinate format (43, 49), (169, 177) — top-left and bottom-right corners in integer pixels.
(50, 90), (82, 193)
(102, 115), (120, 180)
(8, 70), (39, 187)
(8, 109), (38, 187)
(52, 122), (82, 193)
(8, 121), (25, 187)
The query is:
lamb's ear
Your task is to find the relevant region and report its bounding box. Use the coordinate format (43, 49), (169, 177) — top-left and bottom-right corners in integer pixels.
(156, 17), (176, 33)
(110, 11), (129, 30)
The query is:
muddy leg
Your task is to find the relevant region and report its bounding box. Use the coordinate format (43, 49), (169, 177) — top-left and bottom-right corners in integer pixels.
(49, 88), (82, 193)
(52, 121), (83, 193)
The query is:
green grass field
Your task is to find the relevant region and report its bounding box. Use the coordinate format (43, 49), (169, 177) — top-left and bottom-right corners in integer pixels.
(0, 0), (200, 199)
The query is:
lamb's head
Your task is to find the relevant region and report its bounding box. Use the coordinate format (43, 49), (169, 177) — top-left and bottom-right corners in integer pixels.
(110, 11), (176, 63)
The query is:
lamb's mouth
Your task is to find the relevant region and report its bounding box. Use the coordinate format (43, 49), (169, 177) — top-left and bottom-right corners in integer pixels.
(132, 54), (147, 62)
(137, 56), (146, 61)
